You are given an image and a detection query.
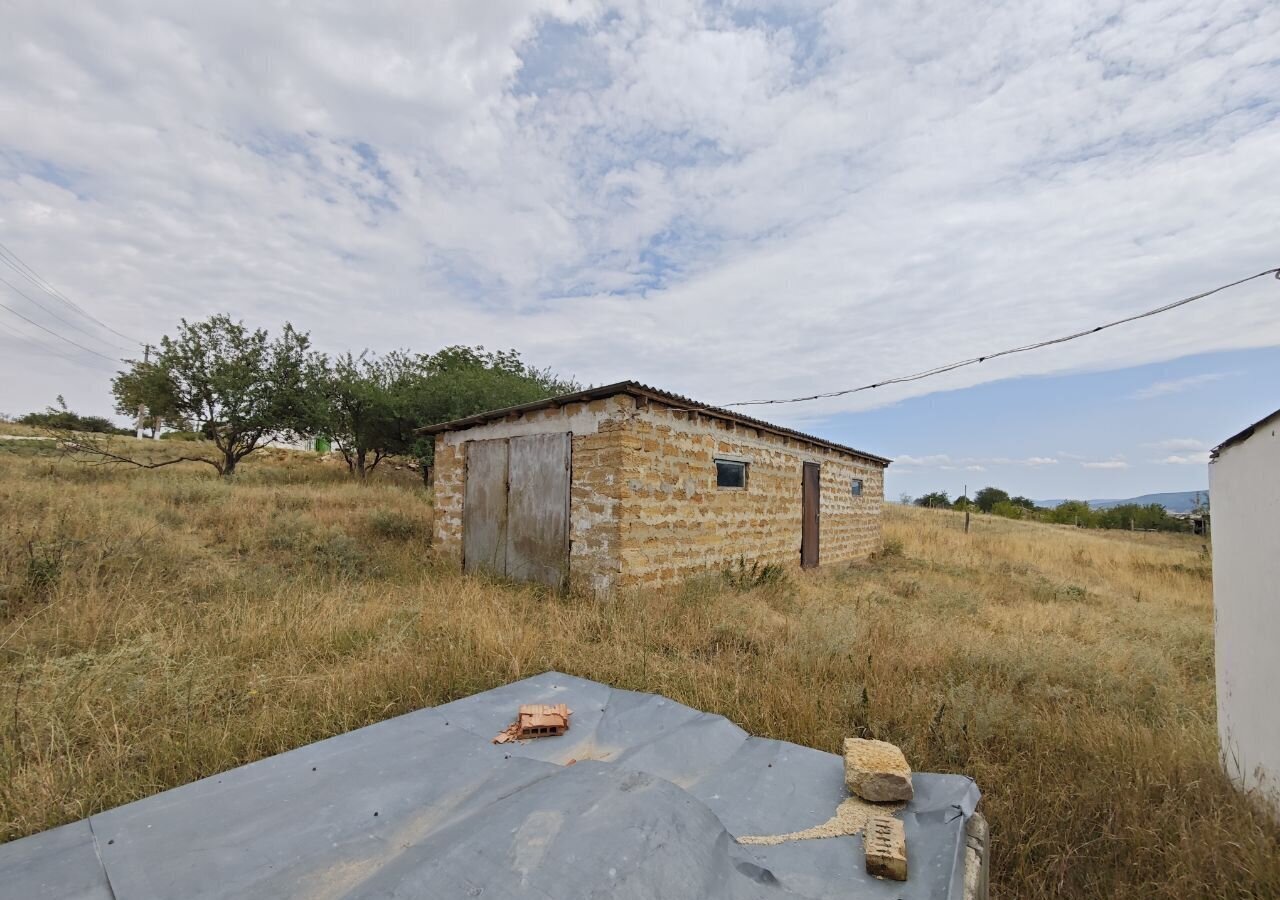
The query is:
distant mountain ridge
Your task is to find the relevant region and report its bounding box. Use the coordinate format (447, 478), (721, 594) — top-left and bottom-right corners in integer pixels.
(1035, 491), (1208, 514)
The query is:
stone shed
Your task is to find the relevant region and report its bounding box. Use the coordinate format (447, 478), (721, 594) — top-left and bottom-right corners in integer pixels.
(423, 381), (890, 593)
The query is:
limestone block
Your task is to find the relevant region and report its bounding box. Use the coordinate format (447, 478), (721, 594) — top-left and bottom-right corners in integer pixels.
(864, 815), (908, 881)
(844, 738), (914, 802)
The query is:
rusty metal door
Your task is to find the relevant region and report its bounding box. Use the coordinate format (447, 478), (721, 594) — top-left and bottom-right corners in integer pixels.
(463, 439), (509, 577)
(506, 433), (571, 590)
(801, 462), (821, 569)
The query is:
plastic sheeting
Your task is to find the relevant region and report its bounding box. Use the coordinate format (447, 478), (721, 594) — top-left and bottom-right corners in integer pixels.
(0, 672), (980, 898)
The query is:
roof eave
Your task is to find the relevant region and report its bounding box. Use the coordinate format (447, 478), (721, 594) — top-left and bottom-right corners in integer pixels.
(418, 381), (892, 466)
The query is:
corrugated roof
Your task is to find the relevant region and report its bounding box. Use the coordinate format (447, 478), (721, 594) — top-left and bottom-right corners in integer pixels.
(0, 672), (982, 899)
(418, 380), (891, 466)
(1211, 407), (1280, 458)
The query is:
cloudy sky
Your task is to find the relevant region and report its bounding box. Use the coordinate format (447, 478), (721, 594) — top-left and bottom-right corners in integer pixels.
(1, 0), (1277, 500)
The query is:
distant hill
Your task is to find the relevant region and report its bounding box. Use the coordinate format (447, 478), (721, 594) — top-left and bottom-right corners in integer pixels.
(1035, 491), (1208, 514)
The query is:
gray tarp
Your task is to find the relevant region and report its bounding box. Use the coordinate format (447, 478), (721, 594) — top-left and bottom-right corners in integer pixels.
(0, 671), (980, 898)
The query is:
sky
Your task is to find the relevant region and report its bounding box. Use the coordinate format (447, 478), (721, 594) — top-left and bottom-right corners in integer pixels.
(0, 0), (1277, 500)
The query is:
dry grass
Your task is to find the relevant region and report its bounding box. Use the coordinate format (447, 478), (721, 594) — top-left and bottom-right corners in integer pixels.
(1, 442), (1277, 898)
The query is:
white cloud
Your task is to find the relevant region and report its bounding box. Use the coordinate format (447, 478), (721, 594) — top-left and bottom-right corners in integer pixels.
(1146, 437), (1210, 451)
(897, 453), (1057, 469)
(1082, 460), (1130, 470)
(895, 454), (952, 467)
(1154, 453), (1210, 465)
(1130, 372), (1232, 400)
(1, 1), (1279, 420)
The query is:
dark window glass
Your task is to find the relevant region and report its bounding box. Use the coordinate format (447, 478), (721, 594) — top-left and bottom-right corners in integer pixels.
(851, 478), (863, 496)
(716, 459), (747, 488)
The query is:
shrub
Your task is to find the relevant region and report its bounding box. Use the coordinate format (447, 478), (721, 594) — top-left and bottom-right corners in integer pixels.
(722, 556), (787, 591)
(312, 529), (368, 576)
(23, 542), (64, 599)
(368, 509), (418, 541)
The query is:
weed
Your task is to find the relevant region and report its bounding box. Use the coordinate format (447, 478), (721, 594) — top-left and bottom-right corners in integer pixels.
(722, 555), (788, 591)
(368, 509), (419, 541)
(311, 529), (368, 576)
(23, 542), (63, 599)
(876, 536), (905, 558)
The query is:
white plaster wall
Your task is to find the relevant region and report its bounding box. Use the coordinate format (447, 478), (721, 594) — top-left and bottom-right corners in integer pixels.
(1210, 410), (1280, 818)
(439, 396), (630, 447)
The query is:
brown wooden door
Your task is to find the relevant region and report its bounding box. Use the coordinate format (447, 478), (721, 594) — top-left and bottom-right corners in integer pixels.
(802, 462), (820, 568)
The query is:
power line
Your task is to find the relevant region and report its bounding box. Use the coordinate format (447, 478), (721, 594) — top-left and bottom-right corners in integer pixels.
(0, 314), (86, 364)
(0, 300), (124, 364)
(0, 240), (144, 347)
(715, 266), (1280, 409)
(0, 274), (136, 353)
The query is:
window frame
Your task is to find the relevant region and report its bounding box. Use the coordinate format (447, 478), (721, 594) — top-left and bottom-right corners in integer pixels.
(715, 458), (749, 490)
(851, 478), (864, 497)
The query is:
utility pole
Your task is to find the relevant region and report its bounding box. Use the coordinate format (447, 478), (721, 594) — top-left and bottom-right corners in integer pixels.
(964, 483), (970, 533)
(135, 344), (149, 440)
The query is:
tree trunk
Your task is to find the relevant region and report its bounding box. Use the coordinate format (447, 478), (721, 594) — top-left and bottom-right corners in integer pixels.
(355, 447), (367, 480)
(221, 451), (237, 477)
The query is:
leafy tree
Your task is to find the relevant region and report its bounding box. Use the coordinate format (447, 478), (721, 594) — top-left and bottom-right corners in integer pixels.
(111, 358), (183, 435)
(322, 350), (426, 479)
(407, 346), (578, 471)
(110, 316), (326, 476)
(898, 493), (914, 506)
(1049, 500), (1094, 527)
(915, 491), (951, 508)
(952, 495), (972, 510)
(1009, 495), (1037, 510)
(991, 499), (1026, 519)
(974, 486), (1010, 513)
(321, 345), (578, 483)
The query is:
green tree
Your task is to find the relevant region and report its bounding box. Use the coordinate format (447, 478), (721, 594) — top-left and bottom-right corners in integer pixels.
(915, 491), (951, 508)
(991, 499), (1026, 519)
(111, 316), (326, 476)
(953, 495), (973, 510)
(974, 486), (1010, 513)
(1009, 495), (1037, 510)
(407, 346), (578, 472)
(323, 350), (427, 479)
(1049, 500), (1095, 527)
(111, 357), (183, 435)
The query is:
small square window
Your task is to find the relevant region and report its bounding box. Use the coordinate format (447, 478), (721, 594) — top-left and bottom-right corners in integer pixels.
(716, 459), (747, 489)
(851, 478), (863, 496)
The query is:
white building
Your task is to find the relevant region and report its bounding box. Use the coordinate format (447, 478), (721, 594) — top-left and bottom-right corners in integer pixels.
(1209, 406), (1280, 818)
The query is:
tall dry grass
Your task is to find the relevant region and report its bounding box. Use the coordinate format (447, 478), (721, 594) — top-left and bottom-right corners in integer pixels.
(0, 441), (1277, 898)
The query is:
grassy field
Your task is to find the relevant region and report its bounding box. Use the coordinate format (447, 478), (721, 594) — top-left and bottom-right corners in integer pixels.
(1, 433), (1278, 898)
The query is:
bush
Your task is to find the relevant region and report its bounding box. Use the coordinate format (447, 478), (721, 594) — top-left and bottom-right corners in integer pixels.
(312, 529), (368, 576)
(160, 430), (205, 442)
(18, 410), (129, 435)
(722, 556), (787, 591)
(368, 509), (419, 541)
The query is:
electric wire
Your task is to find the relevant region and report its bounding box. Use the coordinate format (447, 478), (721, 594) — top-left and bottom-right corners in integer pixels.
(0, 274), (136, 353)
(714, 266), (1280, 409)
(0, 300), (125, 364)
(0, 314), (86, 364)
(0, 241), (144, 347)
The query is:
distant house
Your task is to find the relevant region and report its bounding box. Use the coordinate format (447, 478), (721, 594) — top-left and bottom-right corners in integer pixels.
(420, 381), (890, 593)
(1209, 406), (1280, 819)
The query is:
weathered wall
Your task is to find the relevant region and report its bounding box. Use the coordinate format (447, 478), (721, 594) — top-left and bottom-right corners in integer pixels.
(431, 393), (886, 593)
(1210, 410), (1280, 820)
(610, 403), (884, 588)
(431, 396), (634, 593)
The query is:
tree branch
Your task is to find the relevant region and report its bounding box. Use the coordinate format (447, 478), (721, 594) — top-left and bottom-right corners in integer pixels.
(49, 428), (222, 473)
